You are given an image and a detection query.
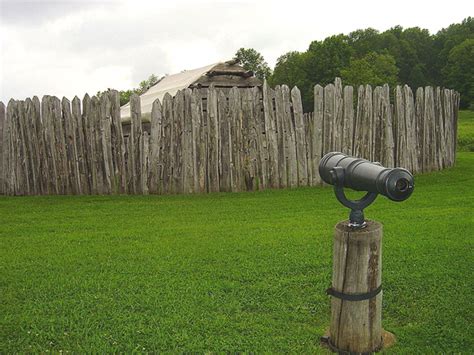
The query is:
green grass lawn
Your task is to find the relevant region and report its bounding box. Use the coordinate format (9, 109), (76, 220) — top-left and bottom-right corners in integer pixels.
(1, 155), (473, 352)
(458, 110), (474, 151)
(0, 107), (474, 353)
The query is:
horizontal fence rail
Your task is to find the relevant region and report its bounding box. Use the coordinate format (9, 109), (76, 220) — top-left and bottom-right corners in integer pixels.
(0, 78), (460, 196)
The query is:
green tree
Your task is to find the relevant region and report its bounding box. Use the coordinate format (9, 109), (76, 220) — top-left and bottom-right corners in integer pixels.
(262, 17), (473, 110)
(269, 51), (309, 88)
(434, 17), (474, 85)
(348, 28), (382, 58)
(269, 35), (354, 111)
(443, 38), (474, 108)
(234, 48), (272, 80)
(269, 51), (313, 110)
(119, 90), (135, 106)
(305, 35), (353, 85)
(138, 74), (159, 93)
(97, 74), (161, 106)
(120, 74), (160, 105)
(341, 52), (399, 88)
(346, 26), (442, 89)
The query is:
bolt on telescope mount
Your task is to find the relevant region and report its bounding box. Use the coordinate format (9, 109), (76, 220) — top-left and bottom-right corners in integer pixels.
(319, 152), (415, 230)
(330, 166), (378, 229)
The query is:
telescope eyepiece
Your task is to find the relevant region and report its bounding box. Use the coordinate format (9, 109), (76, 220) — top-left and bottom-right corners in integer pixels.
(378, 168), (414, 201)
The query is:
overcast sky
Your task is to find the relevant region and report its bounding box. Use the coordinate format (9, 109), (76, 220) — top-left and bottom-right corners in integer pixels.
(0, 0), (472, 102)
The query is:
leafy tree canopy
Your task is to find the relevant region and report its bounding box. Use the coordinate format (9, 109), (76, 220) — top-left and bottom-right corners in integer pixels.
(443, 38), (474, 108)
(341, 52), (399, 88)
(268, 17), (473, 110)
(234, 48), (272, 80)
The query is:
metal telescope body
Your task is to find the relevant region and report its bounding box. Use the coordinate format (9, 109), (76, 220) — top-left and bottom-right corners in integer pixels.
(319, 152), (414, 228)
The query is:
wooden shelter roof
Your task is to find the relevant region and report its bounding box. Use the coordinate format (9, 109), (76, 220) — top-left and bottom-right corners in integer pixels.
(120, 61), (262, 119)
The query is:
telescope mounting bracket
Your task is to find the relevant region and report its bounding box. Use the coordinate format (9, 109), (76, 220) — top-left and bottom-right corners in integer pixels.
(330, 167), (378, 229)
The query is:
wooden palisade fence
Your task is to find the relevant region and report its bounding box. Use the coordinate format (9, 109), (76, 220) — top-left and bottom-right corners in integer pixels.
(0, 78), (459, 196)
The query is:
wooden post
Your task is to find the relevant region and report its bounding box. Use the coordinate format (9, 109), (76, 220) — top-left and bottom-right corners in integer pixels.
(282, 85), (297, 188)
(0, 101), (7, 195)
(91, 96), (104, 194)
(229, 87), (243, 192)
(141, 131), (149, 195)
(173, 90), (184, 194)
(130, 93), (142, 194)
(291, 86), (307, 187)
(334, 78), (344, 153)
(62, 97), (82, 195)
(183, 89), (195, 194)
(82, 94), (94, 193)
(72, 96), (89, 194)
(42, 97), (57, 194)
(100, 94), (114, 194)
(313, 85), (324, 185)
(394, 85), (406, 167)
(363, 85), (373, 161)
(263, 81), (279, 189)
(329, 220), (383, 353)
(161, 93), (173, 194)
(207, 85), (219, 192)
(25, 99), (39, 195)
(241, 88), (257, 191)
(52, 97), (69, 194)
(218, 90), (232, 192)
(274, 86), (287, 188)
(424, 87), (436, 172)
(342, 85), (354, 156)
(0, 101), (6, 195)
(404, 86), (418, 173)
(323, 83), (335, 154)
(372, 87), (382, 164)
(253, 86), (267, 190)
(415, 87), (425, 171)
(108, 90), (127, 194)
(434, 87), (445, 170)
(191, 89), (207, 193)
(149, 98), (163, 195)
(353, 86), (364, 158)
(304, 112), (313, 185)
(381, 85), (395, 168)
(18, 100), (32, 195)
(3, 101), (12, 195)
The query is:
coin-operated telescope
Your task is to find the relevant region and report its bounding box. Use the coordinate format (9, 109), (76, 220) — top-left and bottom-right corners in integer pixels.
(319, 152), (414, 228)
(319, 152), (414, 353)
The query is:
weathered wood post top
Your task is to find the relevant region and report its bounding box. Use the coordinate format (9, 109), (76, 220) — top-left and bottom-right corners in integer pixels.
(318, 152), (415, 353)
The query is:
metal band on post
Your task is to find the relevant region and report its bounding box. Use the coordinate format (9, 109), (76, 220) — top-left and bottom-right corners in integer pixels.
(326, 284), (383, 301)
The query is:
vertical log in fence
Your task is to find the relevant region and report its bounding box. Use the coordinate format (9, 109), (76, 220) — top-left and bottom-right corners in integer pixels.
(0, 78), (460, 196)
(0, 101), (5, 195)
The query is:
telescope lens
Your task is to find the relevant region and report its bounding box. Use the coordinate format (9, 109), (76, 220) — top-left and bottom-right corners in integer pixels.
(383, 168), (414, 201)
(396, 178), (409, 192)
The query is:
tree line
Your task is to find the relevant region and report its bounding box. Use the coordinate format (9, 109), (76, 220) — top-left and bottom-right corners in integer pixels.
(106, 17), (473, 112)
(265, 17), (473, 111)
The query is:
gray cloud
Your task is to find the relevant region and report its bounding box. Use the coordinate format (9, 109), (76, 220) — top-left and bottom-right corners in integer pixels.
(0, 0), (468, 102)
(0, 0), (109, 26)
(60, 2), (248, 51)
(121, 45), (170, 84)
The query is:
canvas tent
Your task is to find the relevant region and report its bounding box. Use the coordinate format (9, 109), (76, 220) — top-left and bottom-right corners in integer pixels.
(120, 61), (261, 121)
